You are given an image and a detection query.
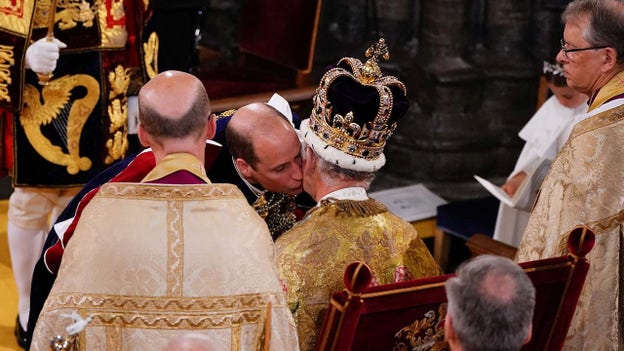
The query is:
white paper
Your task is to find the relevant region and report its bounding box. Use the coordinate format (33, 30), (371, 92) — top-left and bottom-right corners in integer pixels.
(474, 175), (515, 207)
(369, 183), (447, 222)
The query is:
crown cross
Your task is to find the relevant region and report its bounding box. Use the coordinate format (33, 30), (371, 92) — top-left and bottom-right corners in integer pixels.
(361, 38), (390, 83)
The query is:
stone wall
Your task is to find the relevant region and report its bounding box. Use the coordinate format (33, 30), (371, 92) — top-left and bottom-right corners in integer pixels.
(199, 0), (569, 201)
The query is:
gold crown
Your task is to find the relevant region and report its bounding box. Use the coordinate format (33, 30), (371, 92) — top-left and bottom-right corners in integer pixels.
(308, 38), (407, 161)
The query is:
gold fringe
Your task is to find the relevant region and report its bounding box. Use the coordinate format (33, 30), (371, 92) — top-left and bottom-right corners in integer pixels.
(317, 198), (387, 218)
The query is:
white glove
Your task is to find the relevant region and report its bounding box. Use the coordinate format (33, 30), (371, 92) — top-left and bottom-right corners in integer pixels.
(25, 37), (67, 73)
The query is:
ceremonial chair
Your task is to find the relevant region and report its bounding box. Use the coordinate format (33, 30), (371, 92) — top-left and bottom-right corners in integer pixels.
(316, 225), (595, 351)
(197, 0), (323, 113)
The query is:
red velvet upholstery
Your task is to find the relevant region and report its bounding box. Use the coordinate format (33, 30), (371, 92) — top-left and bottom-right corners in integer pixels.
(198, 0), (322, 103)
(316, 226), (595, 351)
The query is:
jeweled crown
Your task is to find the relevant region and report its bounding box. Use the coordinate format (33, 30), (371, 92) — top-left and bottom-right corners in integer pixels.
(307, 38), (408, 164)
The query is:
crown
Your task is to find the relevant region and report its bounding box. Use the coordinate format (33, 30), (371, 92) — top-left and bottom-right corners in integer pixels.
(303, 38), (408, 172)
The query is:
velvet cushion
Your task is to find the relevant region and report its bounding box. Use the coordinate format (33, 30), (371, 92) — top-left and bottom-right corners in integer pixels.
(328, 72), (410, 133)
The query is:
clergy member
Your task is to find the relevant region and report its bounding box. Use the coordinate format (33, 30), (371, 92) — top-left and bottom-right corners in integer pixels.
(515, 0), (624, 349)
(30, 71), (299, 350)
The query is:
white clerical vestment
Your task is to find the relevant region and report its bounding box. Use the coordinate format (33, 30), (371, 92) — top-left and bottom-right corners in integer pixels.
(494, 95), (587, 247)
(31, 182), (299, 350)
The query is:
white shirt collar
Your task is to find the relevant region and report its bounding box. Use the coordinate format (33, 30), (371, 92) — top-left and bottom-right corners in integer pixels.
(319, 187), (369, 203)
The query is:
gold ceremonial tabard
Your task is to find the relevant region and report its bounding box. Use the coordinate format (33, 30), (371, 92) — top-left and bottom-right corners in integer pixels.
(276, 199), (441, 351)
(516, 73), (624, 351)
(31, 182), (299, 350)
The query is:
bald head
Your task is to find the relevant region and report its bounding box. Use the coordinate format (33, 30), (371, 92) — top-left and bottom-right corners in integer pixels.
(139, 70), (211, 140)
(226, 102), (293, 166)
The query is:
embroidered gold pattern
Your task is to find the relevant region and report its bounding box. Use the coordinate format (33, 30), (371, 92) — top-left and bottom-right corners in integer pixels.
(21, 74), (99, 174)
(252, 192), (297, 239)
(110, 0), (123, 20)
(56, 0), (98, 30)
(2, 0), (36, 35)
(44, 292), (287, 329)
(98, 182), (244, 200)
(0, 44), (14, 102)
(167, 200), (184, 297)
(97, 0), (127, 48)
(105, 65), (131, 164)
(33, 0), (52, 29)
(144, 32), (159, 79)
(393, 304), (448, 351)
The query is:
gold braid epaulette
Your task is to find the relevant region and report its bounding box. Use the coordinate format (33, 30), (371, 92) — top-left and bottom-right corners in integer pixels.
(317, 198), (387, 218)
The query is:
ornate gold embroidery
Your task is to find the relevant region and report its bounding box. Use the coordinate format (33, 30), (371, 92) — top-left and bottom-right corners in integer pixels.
(44, 292), (287, 329)
(56, 0), (97, 30)
(143, 32), (159, 79)
(108, 65), (130, 99)
(105, 65), (130, 164)
(393, 304), (448, 351)
(167, 200), (184, 297)
(0, 44), (14, 102)
(20, 74), (99, 175)
(1, 0), (36, 35)
(98, 182), (244, 200)
(97, 0), (127, 48)
(104, 130), (128, 164)
(110, 0), (123, 20)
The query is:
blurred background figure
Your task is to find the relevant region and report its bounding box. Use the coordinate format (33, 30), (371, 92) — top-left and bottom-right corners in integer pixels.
(493, 60), (587, 247)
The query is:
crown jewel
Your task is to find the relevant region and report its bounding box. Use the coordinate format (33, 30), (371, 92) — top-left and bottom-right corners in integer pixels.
(308, 38), (407, 163)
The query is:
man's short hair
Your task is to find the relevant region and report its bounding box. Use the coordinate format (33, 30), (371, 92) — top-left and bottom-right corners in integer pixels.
(226, 103), (286, 168)
(139, 82), (210, 140)
(310, 144), (376, 188)
(563, 0), (624, 64)
(445, 255), (536, 351)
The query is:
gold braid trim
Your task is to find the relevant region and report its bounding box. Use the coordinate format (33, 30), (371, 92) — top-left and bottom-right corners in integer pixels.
(317, 198), (387, 218)
(43, 292), (286, 329)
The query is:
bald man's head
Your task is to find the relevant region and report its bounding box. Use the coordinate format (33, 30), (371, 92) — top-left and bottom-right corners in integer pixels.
(226, 103), (292, 166)
(139, 70), (211, 141)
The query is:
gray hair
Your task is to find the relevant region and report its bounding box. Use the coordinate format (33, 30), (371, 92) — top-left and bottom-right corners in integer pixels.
(304, 143), (376, 188)
(445, 255), (536, 351)
(563, 0), (624, 64)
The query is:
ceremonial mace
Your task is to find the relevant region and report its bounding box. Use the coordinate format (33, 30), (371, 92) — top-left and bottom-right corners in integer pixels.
(38, 0), (58, 85)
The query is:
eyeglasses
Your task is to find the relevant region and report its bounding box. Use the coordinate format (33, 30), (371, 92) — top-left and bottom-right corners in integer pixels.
(560, 39), (608, 59)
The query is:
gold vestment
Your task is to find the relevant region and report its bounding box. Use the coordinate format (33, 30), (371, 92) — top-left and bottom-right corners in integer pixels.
(516, 72), (624, 350)
(276, 198), (441, 351)
(31, 182), (299, 350)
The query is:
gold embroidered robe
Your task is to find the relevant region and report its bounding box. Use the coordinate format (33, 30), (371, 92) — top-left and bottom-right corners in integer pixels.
(275, 199), (441, 351)
(516, 72), (624, 351)
(31, 182), (300, 350)
(0, 0), (158, 186)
